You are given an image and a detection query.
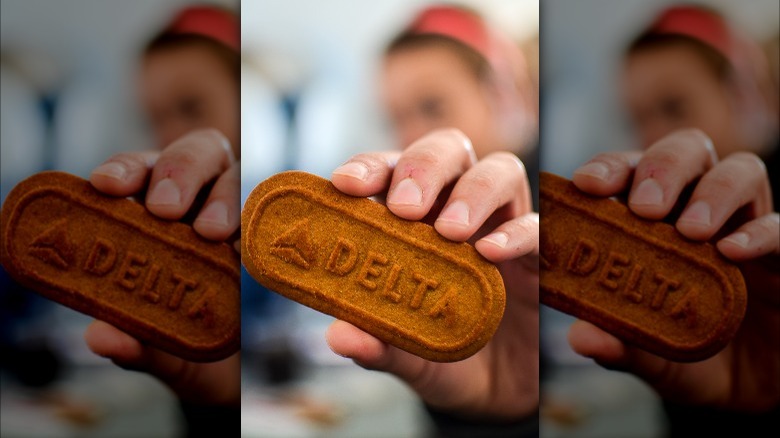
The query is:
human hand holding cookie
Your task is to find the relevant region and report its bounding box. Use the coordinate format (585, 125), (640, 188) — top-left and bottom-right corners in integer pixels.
(83, 129), (240, 406)
(325, 128), (539, 420)
(567, 129), (780, 412)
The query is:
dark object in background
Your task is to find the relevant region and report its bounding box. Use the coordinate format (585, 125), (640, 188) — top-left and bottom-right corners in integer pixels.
(1, 343), (62, 387)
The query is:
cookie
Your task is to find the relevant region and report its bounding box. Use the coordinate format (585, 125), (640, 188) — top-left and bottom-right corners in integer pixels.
(241, 171), (506, 362)
(0, 171), (240, 362)
(540, 172), (747, 362)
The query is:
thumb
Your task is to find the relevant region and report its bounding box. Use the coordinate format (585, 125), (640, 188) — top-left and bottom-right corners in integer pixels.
(325, 320), (431, 384)
(84, 320), (239, 405)
(567, 320), (728, 405)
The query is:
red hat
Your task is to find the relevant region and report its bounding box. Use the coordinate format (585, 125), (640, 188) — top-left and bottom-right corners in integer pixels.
(409, 5), (493, 62)
(647, 6), (739, 67)
(165, 5), (238, 51)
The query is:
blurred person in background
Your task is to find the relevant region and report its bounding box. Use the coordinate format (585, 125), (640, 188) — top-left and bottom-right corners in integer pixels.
(324, 5), (541, 437)
(564, 5), (779, 436)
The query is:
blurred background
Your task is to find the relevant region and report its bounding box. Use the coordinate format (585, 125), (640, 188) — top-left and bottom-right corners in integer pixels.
(540, 1), (778, 437)
(0, 1), (236, 436)
(239, 0), (538, 437)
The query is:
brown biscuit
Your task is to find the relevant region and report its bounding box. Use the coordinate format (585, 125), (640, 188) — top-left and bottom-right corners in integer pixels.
(540, 172), (747, 362)
(0, 171), (240, 362)
(241, 171), (506, 362)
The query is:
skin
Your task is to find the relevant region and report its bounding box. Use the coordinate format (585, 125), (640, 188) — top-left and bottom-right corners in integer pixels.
(326, 129), (539, 419)
(139, 44), (240, 157)
(82, 40), (241, 406)
(382, 45), (517, 158)
(570, 129), (779, 412)
(84, 129), (241, 406)
(621, 44), (754, 158)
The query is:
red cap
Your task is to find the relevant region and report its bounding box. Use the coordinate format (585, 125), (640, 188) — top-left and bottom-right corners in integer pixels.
(165, 5), (238, 52)
(648, 6), (736, 63)
(409, 5), (493, 62)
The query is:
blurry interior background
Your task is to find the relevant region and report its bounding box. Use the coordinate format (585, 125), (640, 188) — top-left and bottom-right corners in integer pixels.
(0, 1), (235, 437)
(239, 1), (538, 437)
(540, 1), (778, 437)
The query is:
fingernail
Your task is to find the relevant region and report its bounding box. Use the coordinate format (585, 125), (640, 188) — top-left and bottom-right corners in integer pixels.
(333, 162), (369, 181)
(92, 162), (126, 181)
(630, 178), (664, 207)
(147, 178), (181, 206)
(482, 232), (509, 248)
(679, 201), (712, 227)
(196, 201), (229, 228)
(438, 201), (470, 226)
(388, 178), (423, 207)
(574, 162), (609, 181)
(722, 232), (750, 248)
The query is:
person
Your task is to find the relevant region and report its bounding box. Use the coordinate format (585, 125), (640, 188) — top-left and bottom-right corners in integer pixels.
(80, 5), (241, 435)
(619, 5), (778, 206)
(566, 5), (779, 435)
(325, 5), (541, 436)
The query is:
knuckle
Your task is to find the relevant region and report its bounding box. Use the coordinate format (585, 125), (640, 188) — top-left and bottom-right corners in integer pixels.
(673, 128), (712, 150)
(467, 169), (498, 193)
(588, 153), (626, 172)
(422, 127), (473, 155)
(437, 127), (470, 147)
(646, 148), (684, 170)
(704, 169), (741, 193)
(405, 147), (443, 169)
(348, 153), (384, 171)
(757, 214), (780, 236)
(730, 152), (767, 176)
(106, 152), (146, 170)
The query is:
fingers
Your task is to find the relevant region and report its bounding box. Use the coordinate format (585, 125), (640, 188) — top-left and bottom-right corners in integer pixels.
(331, 151), (402, 197)
(385, 129), (477, 221)
(193, 161), (240, 241)
(567, 320), (729, 406)
(333, 130), (529, 247)
(627, 129), (717, 219)
(84, 321), (239, 405)
(145, 129), (234, 220)
(475, 213), (539, 263)
(572, 151), (643, 196)
(84, 320), (145, 363)
(434, 152), (529, 241)
(325, 320), (427, 384)
(718, 213), (780, 261)
(90, 151), (160, 196)
(676, 153), (772, 240)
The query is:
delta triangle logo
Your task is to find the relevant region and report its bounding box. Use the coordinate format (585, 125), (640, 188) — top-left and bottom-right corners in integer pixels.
(270, 218), (316, 269)
(28, 219), (75, 269)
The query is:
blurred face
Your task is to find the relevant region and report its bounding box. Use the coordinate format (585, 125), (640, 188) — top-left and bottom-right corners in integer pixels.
(622, 44), (742, 157)
(139, 44), (239, 156)
(381, 45), (504, 159)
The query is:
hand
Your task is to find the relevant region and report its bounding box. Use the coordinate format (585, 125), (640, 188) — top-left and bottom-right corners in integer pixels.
(325, 128), (539, 420)
(568, 128), (780, 412)
(83, 128), (240, 406)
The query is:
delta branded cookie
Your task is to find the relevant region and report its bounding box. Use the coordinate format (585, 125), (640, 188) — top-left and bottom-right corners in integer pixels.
(0, 171), (240, 362)
(540, 172), (747, 362)
(241, 171), (506, 362)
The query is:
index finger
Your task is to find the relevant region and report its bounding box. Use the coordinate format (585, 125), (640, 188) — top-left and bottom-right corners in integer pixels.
(145, 129), (234, 220)
(627, 129), (718, 220)
(386, 128), (477, 221)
